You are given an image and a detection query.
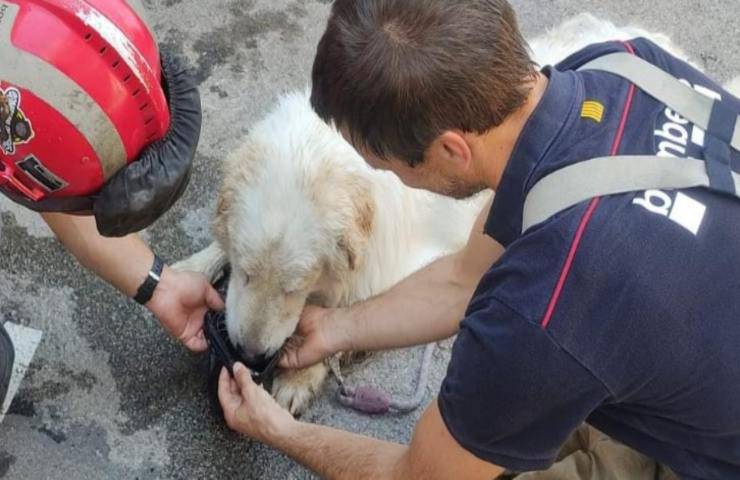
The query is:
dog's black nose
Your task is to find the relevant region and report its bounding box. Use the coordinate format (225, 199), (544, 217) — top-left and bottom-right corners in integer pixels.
(245, 353), (266, 367)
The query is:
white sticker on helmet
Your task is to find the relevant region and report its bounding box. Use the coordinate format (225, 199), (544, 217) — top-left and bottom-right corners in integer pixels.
(75, 4), (152, 93)
(0, 86), (34, 155)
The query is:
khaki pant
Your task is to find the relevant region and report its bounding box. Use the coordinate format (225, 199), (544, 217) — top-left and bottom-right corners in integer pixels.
(507, 425), (678, 480)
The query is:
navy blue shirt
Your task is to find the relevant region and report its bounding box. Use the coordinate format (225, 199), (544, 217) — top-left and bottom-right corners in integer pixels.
(438, 38), (740, 480)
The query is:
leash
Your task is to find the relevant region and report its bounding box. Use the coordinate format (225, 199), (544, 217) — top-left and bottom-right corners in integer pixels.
(328, 342), (436, 414)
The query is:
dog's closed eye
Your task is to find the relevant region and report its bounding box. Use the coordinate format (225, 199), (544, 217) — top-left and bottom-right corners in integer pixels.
(234, 268), (251, 285)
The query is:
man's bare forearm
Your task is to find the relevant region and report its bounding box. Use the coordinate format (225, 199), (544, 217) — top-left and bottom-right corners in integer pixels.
(273, 418), (409, 480)
(332, 195), (503, 354)
(263, 399), (500, 480)
(42, 213), (154, 298)
(337, 251), (487, 352)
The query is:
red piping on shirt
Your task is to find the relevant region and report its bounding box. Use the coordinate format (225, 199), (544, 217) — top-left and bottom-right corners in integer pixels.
(610, 42), (637, 156)
(540, 41), (637, 330)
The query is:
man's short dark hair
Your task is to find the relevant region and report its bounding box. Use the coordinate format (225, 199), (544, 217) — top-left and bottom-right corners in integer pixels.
(311, 0), (537, 167)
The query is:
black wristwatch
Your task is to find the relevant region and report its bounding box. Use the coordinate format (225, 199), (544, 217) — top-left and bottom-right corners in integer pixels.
(134, 255), (165, 305)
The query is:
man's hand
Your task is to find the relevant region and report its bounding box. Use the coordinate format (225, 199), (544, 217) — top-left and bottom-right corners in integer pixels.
(41, 213), (225, 352)
(280, 305), (351, 369)
(218, 363), (296, 442)
(147, 266), (224, 352)
(219, 362), (503, 479)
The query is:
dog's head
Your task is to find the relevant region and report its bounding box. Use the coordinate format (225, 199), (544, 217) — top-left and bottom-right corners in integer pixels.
(212, 92), (374, 359)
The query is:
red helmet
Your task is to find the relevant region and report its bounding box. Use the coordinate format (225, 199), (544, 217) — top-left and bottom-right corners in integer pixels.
(0, 0), (170, 204)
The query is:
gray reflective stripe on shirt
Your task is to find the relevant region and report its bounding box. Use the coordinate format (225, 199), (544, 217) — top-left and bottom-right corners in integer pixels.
(520, 52), (740, 233)
(0, 1), (127, 181)
(522, 155), (740, 232)
(578, 52), (740, 150)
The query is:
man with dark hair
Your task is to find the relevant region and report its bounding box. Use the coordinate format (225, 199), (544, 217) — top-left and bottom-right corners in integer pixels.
(217, 1), (740, 478)
(311, 0), (537, 174)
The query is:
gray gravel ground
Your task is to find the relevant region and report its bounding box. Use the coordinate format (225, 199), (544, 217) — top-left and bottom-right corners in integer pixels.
(0, 0), (737, 478)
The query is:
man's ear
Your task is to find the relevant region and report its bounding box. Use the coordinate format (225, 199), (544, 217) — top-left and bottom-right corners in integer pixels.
(428, 131), (473, 173)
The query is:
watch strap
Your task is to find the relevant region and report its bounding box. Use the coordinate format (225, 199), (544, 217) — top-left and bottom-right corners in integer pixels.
(134, 255), (165, 305)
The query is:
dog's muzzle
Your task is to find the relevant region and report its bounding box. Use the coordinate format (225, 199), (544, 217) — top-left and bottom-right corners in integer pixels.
(203, 266), (281, 412)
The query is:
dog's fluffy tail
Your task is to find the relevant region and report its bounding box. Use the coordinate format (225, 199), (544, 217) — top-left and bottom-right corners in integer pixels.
(725, 76), (740, 98)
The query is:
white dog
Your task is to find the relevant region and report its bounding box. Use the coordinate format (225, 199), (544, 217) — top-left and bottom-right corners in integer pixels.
(176, 89), (488, 413)
(176, 14), (739, 414)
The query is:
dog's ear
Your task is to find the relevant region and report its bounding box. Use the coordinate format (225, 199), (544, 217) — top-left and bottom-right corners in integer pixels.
(212, 139), (261, 248)
(337, 177), (375, 271)
(212, 188), (232, 247)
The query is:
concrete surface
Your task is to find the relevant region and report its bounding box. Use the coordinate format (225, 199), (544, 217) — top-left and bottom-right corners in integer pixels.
(0, 0), (737, 478)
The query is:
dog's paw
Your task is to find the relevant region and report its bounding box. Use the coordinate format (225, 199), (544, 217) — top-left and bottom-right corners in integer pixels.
(172, 242), (226, 280)
(171, 256), (203, 273)
(271, 363), (328, 416)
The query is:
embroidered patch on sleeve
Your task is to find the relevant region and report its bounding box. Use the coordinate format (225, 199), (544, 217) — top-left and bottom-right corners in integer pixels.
(581, 100), (605, 123)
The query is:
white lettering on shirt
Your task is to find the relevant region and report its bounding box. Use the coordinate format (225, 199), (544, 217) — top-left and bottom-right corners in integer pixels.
(654, 79), (722, 155)
(636, 79), (720, 235)
(633, 190), (707, 235)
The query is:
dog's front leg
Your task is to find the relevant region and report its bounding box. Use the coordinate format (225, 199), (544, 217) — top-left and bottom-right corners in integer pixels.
(172, 242), (228, 282)
(271, 362), (329, 416)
